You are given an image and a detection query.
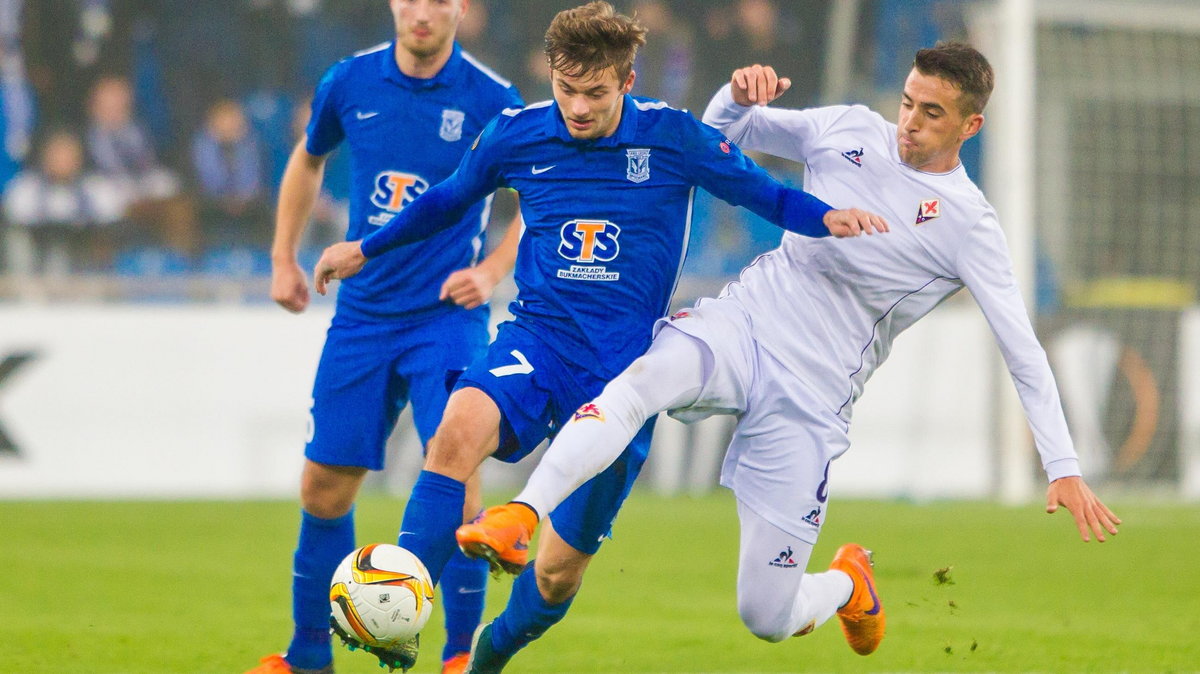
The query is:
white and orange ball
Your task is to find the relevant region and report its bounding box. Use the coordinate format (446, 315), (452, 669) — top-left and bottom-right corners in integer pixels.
(329, 544), (435, 648)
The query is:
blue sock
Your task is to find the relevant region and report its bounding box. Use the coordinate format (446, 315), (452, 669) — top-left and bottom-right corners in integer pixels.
(397, 470), (466, 587)
(287, 508), (355, 670)
(490, 562), (575, 657)
(440, 549), (489, 661)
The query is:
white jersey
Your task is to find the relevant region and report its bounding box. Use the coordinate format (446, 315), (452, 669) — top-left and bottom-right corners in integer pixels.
(703, 85), (1079, 480)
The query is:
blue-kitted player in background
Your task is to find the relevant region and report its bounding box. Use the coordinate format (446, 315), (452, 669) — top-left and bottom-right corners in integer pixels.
(314, 2), (887, 672)
(250, 1), (522, 673)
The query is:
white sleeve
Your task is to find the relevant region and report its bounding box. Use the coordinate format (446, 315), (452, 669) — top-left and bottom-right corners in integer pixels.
(956, 213), (1081, 482)
(700, 84), (848, 163)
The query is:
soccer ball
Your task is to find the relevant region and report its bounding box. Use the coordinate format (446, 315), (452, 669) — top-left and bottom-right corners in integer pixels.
(329, 544), (435, 648)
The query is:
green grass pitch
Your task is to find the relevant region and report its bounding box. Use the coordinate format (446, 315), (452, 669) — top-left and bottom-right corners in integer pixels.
(1, 492), (1197, 673)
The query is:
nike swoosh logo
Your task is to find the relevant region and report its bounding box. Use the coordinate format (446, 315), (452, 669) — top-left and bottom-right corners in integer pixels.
(356, 111), (380, 120)
(457, 586), (485, 594)
(531, 165), (556, 175)
(513, 540), (529, 551)
(864, 574), (882, 615)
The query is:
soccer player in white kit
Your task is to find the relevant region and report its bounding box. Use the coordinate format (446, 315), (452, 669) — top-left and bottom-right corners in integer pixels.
(456, 42), (1121, 660)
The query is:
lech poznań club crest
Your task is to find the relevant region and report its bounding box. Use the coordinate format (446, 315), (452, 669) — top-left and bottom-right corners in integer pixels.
(440, 109), (465, 142)
(626, 148), (650, 183)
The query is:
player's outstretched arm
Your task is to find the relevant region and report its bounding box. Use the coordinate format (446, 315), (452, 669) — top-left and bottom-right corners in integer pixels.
(313, 152), (504, 295)
(824, 207), (889, 237)
(683, 102), (886, 239)
(1046, 476), (1121, 542)
(730, 64), (792, 107)
(270, 141), (327, 312)
(316, 117), (507, 295)
(439, 196), (523, 310)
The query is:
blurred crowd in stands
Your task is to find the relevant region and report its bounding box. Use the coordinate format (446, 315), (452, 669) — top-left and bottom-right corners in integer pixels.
(0, 0), (964, 288)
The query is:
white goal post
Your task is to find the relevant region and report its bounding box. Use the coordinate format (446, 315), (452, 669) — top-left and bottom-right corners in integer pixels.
(970, 0), (1200, 501)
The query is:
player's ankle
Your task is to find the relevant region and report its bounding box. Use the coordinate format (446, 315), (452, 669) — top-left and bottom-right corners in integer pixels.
(509, 501), (540, 520)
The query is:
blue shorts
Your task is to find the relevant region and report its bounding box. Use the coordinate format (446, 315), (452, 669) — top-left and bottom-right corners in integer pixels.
(456, 321), (655, 555)
(305, 310), (488, 471)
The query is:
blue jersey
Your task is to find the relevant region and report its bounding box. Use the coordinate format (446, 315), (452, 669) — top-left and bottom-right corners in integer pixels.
(307, 42), (523, 321)
(362, 96), (832, 380)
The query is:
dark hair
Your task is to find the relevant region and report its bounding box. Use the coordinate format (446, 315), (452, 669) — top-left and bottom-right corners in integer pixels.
(913, 41), (994, 115)
(544, 1), (647, 82)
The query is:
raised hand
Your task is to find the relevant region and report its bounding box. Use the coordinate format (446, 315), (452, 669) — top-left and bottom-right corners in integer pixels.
(730, 64), (792, 106)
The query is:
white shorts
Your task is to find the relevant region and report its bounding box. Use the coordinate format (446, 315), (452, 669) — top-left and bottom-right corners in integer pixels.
(657, 296), (850, 543)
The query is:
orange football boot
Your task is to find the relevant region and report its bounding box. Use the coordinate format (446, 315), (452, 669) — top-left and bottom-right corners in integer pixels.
(455, 502), (538, 575)
(828, 543), (886, 655)
(244, 654), (292, 674)
(441, 652), (470, 674)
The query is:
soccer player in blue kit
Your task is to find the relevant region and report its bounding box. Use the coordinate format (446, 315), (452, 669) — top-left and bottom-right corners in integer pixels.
(314, 2), (887, 672)
(249, 2), (522, 673)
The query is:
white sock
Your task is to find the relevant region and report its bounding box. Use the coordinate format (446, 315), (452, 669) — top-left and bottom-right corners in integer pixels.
(515, 378), (648, 518)
(515, 328), (707, 518)
(794, 570), (853, 632)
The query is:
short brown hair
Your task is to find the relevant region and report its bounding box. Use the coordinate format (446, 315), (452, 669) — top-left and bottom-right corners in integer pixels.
(544, 1), (647, 82)
(913, 41), (994, 115)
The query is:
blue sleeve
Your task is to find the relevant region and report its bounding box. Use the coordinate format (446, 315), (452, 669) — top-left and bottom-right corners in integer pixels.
(360, 115), (507, 258)
(681, 115), (832, 238)
(305, 63), (345, 156)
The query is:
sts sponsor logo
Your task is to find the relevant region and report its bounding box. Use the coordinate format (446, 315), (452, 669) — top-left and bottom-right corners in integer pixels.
(557, 219), (621, 281)
(369, 171), (429, 225)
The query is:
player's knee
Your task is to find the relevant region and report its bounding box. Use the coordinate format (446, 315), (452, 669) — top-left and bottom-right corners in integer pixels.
(302, 499), (351, 520)
(425, 426), (489, 478)
(737, 593), (793, 643)
(300, 478), (357, 518)
(534, 561), (584, 605)
(299, 463), (364, 518)
(299, 482), (356, 519)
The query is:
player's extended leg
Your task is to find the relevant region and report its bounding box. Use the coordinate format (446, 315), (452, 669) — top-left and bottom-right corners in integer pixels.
(734, 500), (884, 654)
(398, 386), (501, 586)
(467, 407), (656, 673)
(457, 327), (708, 570)
(465, 520), (592, 674)
(437, 469), (489, 672)
(406, 345), (493, 674)
(520, 328), (706, 516)
(734, 498), (850, 642)
(332, 390), (499, 672)
(247, 461), (366, 674)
